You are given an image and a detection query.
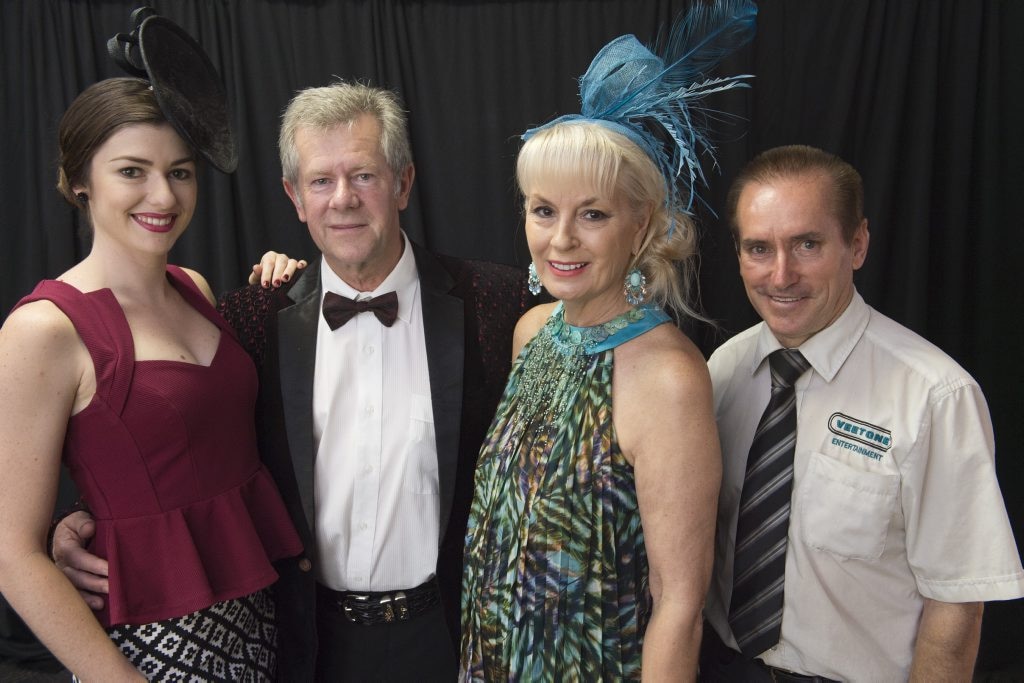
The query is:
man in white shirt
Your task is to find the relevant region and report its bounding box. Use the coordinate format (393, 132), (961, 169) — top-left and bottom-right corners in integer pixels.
(54, 81), (536, 680)
(700, 145), (1024, 681)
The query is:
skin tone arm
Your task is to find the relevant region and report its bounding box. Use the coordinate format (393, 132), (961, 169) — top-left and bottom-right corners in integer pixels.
(0, 303), (145, 682)
(615, 327), (722, 681)
(909, 599), (983, 682)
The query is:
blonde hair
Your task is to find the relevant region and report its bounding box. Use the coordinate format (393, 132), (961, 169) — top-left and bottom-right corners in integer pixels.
(516, 121), (703, 319)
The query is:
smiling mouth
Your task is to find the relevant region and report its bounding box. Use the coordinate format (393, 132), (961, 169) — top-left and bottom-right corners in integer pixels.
(134, 215), (174, 233)
(549, 262), (587, 273)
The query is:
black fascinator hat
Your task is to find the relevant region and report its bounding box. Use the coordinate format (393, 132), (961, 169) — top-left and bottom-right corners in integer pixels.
(107, 7), (237, 173)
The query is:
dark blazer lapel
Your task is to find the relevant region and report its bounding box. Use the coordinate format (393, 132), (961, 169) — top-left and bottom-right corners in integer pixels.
(277, 260), (322, 534)
(412, 242), (465, 544)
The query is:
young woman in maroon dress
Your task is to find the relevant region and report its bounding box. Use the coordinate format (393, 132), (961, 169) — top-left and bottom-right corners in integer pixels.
(0, 57), (303, 683)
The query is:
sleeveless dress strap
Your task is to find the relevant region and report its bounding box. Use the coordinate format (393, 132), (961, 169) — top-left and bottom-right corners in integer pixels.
(165, 265), (238, 341)
(13, 282), (135, 415)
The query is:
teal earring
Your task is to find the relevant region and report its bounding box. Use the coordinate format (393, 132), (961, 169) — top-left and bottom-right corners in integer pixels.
(624, 266), (647, 305)
(528, 262), (543, 296)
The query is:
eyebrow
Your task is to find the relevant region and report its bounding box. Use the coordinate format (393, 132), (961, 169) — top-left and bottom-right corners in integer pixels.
(108, 155), (195, 166)
(789, 231), (825, 242)
(739, 231), (826, 249)
(528, 193), (602, 206)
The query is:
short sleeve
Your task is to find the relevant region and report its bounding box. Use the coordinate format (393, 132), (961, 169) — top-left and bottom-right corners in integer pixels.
(902, 381), (1024, 602)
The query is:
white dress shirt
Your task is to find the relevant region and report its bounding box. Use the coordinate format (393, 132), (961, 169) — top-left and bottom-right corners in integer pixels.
(705, 291), (1024, 681)
(312, 239), (439, 592)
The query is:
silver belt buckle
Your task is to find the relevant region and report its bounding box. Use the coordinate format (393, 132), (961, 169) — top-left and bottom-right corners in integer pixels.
(342, 593), (369, 623)
(379, 591), (409, 622)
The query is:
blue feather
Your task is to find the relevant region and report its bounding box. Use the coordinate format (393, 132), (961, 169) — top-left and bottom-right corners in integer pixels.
(524, 0), (758, 219)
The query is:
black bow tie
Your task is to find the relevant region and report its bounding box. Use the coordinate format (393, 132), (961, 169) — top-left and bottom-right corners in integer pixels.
(322, 291), (399, 329)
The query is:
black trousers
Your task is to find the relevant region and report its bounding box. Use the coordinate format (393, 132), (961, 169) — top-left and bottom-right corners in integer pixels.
(314, 598), (456, 682)
(699, 624), (840, 683)
(699, 625), (774, 682)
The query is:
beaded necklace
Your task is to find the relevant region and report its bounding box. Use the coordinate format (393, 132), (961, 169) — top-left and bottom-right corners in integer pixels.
(515, 303), (670, 416)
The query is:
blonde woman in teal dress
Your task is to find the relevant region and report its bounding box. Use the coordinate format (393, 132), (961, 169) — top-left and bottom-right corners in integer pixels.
(459, 117), (722, 680)
(458, 4), (756, 678)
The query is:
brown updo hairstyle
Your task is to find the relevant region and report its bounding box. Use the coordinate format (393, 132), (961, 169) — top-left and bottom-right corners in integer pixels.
(56, 77), (168, 208)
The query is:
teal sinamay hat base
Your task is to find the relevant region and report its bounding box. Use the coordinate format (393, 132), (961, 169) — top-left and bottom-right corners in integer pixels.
(523, 0), (758, 219)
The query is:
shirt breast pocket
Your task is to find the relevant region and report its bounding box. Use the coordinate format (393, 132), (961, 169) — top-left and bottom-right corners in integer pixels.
(797, 452), (899, 561)
(403, 394), (439, 495)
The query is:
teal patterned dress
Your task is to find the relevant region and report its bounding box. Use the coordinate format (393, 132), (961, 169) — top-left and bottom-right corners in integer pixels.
(460, 302), (671, 681)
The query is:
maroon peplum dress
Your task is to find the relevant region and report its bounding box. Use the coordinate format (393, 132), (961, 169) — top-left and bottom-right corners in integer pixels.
(15, 265), (302, 681)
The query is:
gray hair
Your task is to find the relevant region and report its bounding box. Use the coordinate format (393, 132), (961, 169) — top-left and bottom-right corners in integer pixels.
(279, 79), (412, 186)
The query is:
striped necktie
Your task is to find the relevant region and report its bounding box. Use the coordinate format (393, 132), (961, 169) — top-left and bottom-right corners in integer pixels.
(728, 348), (811, 657)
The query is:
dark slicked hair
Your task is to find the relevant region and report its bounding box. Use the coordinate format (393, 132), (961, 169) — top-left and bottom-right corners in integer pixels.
(725, 144), (865, 245)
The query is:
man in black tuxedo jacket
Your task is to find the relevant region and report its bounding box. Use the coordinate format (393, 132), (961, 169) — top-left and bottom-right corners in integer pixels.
(55, 80), (536, 681)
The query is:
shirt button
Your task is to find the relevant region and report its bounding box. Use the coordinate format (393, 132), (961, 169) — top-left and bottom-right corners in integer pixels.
(298, 558), (312, 572)
(358, 522), (368, 531)
(365, 404), (375, 416)
(363, 464), (373, 474)
(364, 345), (374, 356)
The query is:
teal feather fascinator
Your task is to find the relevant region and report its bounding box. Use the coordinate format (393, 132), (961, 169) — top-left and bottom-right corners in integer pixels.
(523, 0), (757, 218)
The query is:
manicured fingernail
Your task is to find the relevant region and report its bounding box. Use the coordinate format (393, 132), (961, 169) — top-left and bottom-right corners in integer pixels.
(283, 274), (290, 282)
(273, 279), (281, 287)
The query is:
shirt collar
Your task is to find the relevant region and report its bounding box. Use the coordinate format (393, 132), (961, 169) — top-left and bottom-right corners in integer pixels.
(319, 231), (420, 324)
(750, 289), (870, 382)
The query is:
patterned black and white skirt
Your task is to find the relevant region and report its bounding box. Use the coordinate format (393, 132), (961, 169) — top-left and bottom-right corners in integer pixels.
(73, 589), (277, 682)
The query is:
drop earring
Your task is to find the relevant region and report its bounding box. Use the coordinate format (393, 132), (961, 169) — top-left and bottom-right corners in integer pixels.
(623, 266), (647, 305)
(527, 262), (543, 296)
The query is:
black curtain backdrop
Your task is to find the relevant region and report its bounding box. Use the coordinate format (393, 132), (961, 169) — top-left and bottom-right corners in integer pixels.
(1, 0), (1021, 674)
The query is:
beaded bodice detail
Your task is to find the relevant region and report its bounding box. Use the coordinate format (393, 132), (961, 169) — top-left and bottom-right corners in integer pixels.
(516, 303), (670, 415)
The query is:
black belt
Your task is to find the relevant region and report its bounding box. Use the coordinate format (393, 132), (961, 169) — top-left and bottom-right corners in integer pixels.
(317, 579), (440, 625)
(763, 664), (839, 683)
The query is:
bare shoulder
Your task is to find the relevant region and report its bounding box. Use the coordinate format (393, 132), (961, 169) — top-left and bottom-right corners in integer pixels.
(1, 299), (80, 350)
(613, 323), (718, 468)
(0, 301), (88, 381)
(179, 267), (217, 306)
(512, 302), (558, 356)
(614, 323), (711, 402)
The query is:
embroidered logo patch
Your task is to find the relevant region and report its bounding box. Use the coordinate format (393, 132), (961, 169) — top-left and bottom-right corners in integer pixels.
(828, 413), (892, 452)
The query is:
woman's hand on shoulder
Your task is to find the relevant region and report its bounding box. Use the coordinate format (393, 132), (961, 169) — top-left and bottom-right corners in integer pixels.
(512, 302), (558, 360)
(248, 251), (308, 287)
